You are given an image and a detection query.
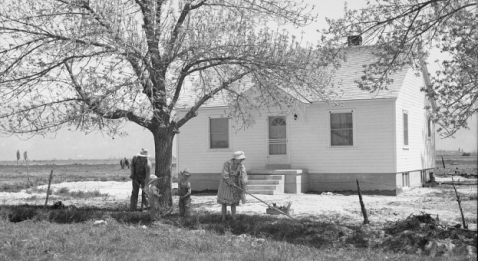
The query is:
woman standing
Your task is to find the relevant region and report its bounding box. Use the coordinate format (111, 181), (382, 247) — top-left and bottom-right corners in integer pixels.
(217, 151), (248, 221)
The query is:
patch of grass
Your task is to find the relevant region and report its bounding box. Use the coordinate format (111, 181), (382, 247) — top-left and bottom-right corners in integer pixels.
(51, 187), (109, 199)
(0, 217), (475, 261)
(68, 189), (108, 199)
(25, 196), (38, 201)
(0, 163), (131, 193)
(56, 187), (70, 195)
(0, 181), (37, 193)
(435, 156), (477, 176)
(0, 206), (476, 260)
(466, 193), (477, 201)
(0, 182), (26, 193)
(0, 205), (150, 224)
(26, 186), (48, 194)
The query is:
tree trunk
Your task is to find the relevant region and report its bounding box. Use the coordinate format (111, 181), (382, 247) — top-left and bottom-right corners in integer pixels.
(152, 127), (175, 215)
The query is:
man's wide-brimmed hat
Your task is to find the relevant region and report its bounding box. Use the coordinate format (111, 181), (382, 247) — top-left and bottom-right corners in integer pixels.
(233, 151), (246, 160)
(137, 148), (150, 157)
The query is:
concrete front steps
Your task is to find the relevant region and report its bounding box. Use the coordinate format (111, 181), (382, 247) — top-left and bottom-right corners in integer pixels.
(248, 168), (308, 194)
(247, 174), (284, 195)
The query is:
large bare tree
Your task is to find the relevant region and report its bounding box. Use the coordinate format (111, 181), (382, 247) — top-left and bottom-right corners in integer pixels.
(0, 0), (336, 213)
(326, 0), (477, 137)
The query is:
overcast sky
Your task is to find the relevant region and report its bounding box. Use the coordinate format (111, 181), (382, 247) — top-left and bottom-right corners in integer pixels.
(0, 0), (476, 160)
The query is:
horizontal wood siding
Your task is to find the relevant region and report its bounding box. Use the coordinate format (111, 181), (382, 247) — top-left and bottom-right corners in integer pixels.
(177, 108), (267, 174)
(289, 99), (396, 173)
(178, 99), (397, 175)
(395, 69), (436, 172)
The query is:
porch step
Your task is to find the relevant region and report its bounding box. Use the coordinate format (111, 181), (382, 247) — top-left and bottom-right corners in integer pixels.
(265, 164), (290, 170)
(249, 169), (308, 194)
(248, 190), (279, 195)
(248, 174), (284, 195)
(248, 180), (280, 185)
(248, 185), (278, 190)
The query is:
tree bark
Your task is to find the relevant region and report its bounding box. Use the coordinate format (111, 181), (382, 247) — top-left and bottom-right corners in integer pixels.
(152, 126), (175, 215)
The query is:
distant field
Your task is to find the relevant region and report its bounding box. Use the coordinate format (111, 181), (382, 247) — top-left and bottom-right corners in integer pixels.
(0, 163), (130, 192)
(0, 158), (151, 166)
(0, 161), (177, 192)
(0, 155), (474, 192)
(434, 155), (477, 176)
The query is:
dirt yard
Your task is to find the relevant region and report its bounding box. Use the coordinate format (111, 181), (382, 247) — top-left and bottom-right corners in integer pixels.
(1, 176), (476, 230)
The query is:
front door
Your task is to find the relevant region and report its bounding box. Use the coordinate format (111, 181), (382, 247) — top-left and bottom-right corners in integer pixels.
(268, 116), (288, 164)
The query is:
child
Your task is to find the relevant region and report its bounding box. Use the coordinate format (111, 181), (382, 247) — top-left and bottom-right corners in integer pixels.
(178, 170), (192, 217)
(148, 176), (162, 220)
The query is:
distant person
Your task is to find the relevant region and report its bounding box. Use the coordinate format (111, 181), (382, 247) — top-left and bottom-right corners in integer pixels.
(178, 169), (192, 217)
(124, 157), (130, 169)
(130, 148), (151, 211)
(148, 175), (162, 220)
(120, 159), (124, 169)
(217, 151), (248, 221)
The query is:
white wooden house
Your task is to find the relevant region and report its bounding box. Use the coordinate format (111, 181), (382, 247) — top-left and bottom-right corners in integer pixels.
(176, 46), (435, 195)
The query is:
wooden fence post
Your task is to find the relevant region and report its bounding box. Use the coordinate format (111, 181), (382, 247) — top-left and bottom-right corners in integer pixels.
(44, 170), (54, 207)
(356, 179), (369, 224)
(451, 176), (468, 229)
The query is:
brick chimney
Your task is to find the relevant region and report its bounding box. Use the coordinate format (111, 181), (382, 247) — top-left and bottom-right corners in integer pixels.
(347, 35), (362, 46)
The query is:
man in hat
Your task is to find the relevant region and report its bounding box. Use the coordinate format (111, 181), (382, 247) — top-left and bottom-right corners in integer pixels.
(130, 148), (152, 211)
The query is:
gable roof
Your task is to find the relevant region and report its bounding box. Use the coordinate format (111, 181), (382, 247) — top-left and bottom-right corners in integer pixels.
(330, 46), (407, 101)
(175, 46), (409, 108)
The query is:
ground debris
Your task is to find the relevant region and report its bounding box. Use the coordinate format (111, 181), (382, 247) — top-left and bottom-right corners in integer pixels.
(381, 213), (477, 257)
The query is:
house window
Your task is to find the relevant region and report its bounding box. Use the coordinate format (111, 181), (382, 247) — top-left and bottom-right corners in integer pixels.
(209, 118), (229, 149)
(330, 112), (353, 146)
(427, 118), (432, 138)
(403, 112), (409, 146)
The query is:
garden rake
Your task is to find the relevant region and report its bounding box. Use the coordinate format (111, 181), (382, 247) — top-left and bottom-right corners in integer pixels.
(231, 183), (304, 226)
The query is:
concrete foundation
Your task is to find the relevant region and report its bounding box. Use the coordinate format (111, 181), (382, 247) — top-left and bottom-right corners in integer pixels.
(308, 172), (399, 195)
(189, 169), (431, 196)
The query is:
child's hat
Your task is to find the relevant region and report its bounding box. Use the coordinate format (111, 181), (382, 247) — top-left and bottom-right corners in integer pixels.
(148, 176), (161, 185)
(181, 169), (191, 176)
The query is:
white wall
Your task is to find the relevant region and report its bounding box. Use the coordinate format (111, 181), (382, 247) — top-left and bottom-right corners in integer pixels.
(177, 98), (398, 175)
(176, 107), (269, 173)
(395, 69), (435, 173)
(290, 99), (396, 173)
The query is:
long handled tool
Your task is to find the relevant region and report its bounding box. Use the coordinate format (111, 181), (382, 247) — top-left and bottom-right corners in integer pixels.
(231, 183), (304, 225)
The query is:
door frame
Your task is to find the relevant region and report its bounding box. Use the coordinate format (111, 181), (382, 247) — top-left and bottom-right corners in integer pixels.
(266, 115), (290, 165)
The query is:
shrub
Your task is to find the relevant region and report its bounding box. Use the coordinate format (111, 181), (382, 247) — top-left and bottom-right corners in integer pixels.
(7, 205), (39, 222)
(56, 187), (70, 195)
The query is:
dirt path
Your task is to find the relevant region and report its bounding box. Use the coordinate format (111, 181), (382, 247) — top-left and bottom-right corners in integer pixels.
(1, 177), (476, 229)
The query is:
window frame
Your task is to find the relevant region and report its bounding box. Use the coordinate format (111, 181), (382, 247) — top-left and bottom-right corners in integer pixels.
(328, 109), (356, 148)
(403, 110), (409, 147)
(427, 117), (432, 139)
(208, 117), (231, 151)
